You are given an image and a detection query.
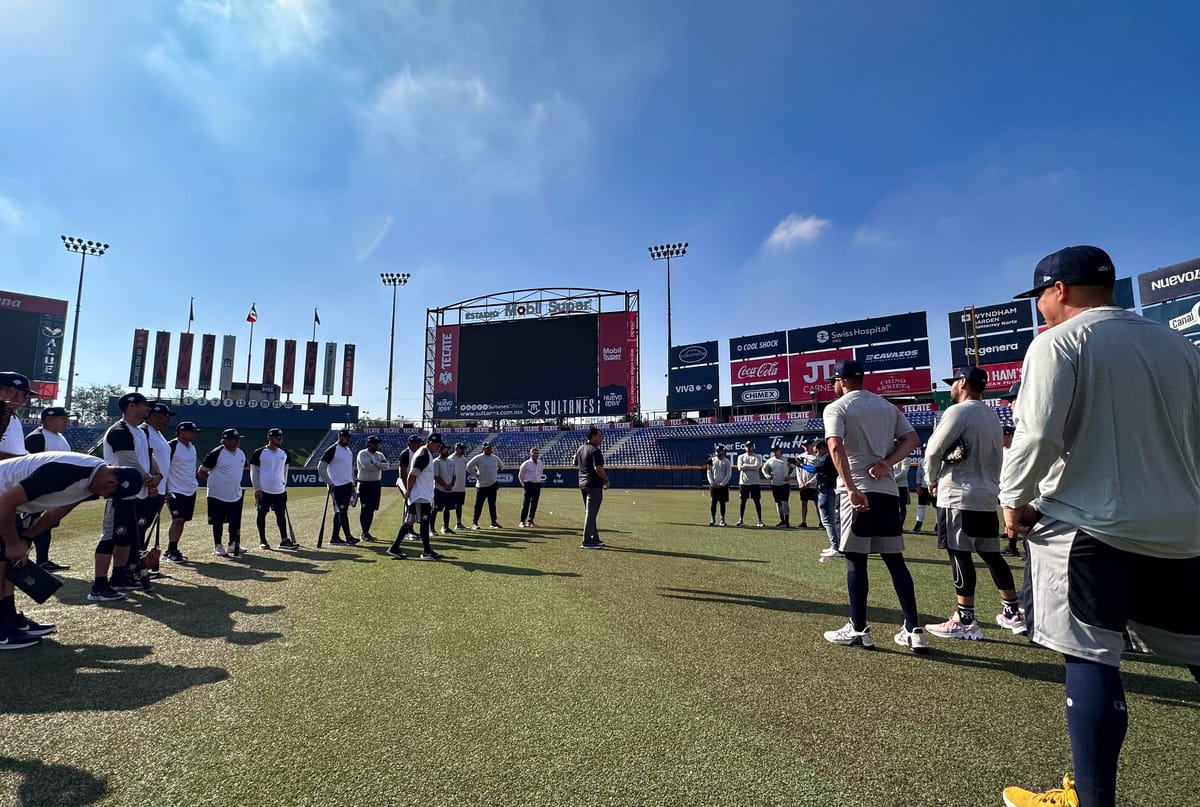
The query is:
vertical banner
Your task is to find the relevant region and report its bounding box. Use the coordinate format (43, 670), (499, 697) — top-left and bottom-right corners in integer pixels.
(281, 339), (297, 396)
(219, 335), (236, 392)
(197, 333), (216, 392)
(322, 341), (337, 397)
(432, 325), (460, 418)
(262, 338), (278, 392)
(341, 344), (356, 397)
(597, 312), (631, 416)
(152, 331), (171, 391)
(175, 332), (194, 392)
(303, 341), (318, 396)
(626, 311), (639, 413)
(129, 329), (150, 388)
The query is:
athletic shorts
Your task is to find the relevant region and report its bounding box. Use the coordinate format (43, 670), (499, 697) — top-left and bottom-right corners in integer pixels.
(358, 480), (382, 512)
(407, 501), (433, 526)
(937, 507), (1000, 553)
(799, 488), (819, 503)
(838, 491), (904, 555)
(207, 496), (244, 526)
(137, 495), (164, 532)
(257, 491), (288, 513)
(917, 486), (936, 506)
(168, 492), (196, 522)
(331, 482), (354, 512)
(896, 486), (909, 503)
(451, 491), (466, 507)
(739, 485), (761, 501)
(710, 486), (729, 503)
(771, 484), (791, 503)
(1028, 517), (1200, 667)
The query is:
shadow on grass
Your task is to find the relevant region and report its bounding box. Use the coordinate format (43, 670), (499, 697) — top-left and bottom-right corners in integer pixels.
(610, 547), (769, 563)
(0, 644), (227, 714)
(446, 559), (580, 578)
(55, 579), (284, 646)
(659, 587), (883, 620)
(0, 755), (106, 806)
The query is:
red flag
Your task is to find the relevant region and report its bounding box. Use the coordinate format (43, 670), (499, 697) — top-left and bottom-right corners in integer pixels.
(247, 303), (258, 323)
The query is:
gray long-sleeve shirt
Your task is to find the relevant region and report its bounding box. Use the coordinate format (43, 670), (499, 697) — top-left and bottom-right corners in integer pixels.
(466, 453), (503, 487)
(706, 456), (731, 486)
(924, 399), (1003, 511)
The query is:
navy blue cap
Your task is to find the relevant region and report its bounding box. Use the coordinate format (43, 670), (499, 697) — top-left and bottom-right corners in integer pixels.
(1001, 382), (1021, 402)
(338, 428), (352, 436)
(831, 359), (865, 380)
(408, 434), (422, 443)
(943, 366), (988, 390)
(1015, 245), (1116, 299)
(771, 443), (783, 452)
(454, 442), (466, 450)
(176, 421), (200, 432)
(222, 428), (241, 439)
(267, 427), (285, 438)
(0, 371), (37, 394)
(114, 467), (144, 499)
(366, 434), (381, 443)
(148, 401), (177, 416)
(482, 441), (493, 448)
(428, 433), (443, 443)
(119, 392), (148, 409)
(41, 406), (70, 418)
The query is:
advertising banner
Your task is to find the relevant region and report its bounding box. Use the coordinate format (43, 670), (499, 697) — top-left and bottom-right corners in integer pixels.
(788, 312), (926, 353)
(281, 339), (297, 395)
(670, 340), (718, 368)
(432, 325), (459, 419)
(197, 334), (216, 391)
(863, 368), (931, 397)
(953, 360), (1025, 390)
(322, 342), (337, 396)
(1142, 293), (1200, 347)
(787, 348), (854, 403)
(949, 329), (1035, 368)
(598, 312), (631, 415)
(1138, 258), (1200, 307)
(730, 355), (788, 386)
(854, 340), (931, 373)
(667, 363), (720, 412)
(625, 310), (639, 413)
(731, 380), (790, 407)
(729, 330), (787, 361)
(176, 332), (194, 391)
(948, 301), (1034, 339)
(152, 331), (171, 390)
(341, 344), (355, 397)
(129, 329), (149, 388)
(262, 338), (277, 391)
(303, 341), (318, 396)
(219, 335), (236, 392)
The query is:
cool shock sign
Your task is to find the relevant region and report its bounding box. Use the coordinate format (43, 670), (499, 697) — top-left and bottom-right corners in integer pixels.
(729, 331), (786, 360)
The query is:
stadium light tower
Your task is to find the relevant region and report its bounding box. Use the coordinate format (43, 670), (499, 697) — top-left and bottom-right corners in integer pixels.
(60, 236), (109, 413)
(648, 242), (687, 376)
(380, 272), (411, 427)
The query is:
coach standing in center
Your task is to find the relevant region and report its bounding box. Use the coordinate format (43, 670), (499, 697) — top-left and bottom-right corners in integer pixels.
(199, 428), (247, 557)
(467, 441), (504, 530)
(518, 447), (544, 527)
(355, 435), (389, 541)
(576, 426), (609, 549)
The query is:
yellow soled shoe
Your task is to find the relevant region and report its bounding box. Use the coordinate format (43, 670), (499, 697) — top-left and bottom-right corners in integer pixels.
(1002, 775), (1079, 807)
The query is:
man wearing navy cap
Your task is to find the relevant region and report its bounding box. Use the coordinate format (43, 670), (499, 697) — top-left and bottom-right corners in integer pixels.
(139, 402), (177, 561)
(923, 366), (1020, 642)
(164, 421), (202, 563)
(999, 246), (1200, 807)
(0, 371), (39, 460)
(387, 433), (444, 560)
(355, 434), (389, 541)
(0, 452), (145, 641)
(23, 406), (73, 571)
(250, 428), (296, 550)
(318, 429), (358, 546)
(449, 442), (469, 530)
(199, 428), (248, 556)
(467, 441), (504, 529)
(821, 359), (926, 653)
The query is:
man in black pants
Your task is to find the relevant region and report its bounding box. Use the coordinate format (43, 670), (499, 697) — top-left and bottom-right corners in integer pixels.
(575, 427), (609, 548)
(467, 441), (504, 529)
(517, 447), (543, 527)
(249, 428), (297, 550)
(22, 406), (73, 571)
(387, 434), (444, 560)
(355, 435), (389, 541)
(317, 429), (358, 546)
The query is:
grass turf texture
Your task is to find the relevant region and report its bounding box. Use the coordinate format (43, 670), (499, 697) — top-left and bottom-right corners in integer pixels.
(2, 489), (1197, 807)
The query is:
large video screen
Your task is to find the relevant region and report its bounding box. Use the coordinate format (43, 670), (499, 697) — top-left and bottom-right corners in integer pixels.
(0, 289), (69, 400)
(433, 310), (637, 419)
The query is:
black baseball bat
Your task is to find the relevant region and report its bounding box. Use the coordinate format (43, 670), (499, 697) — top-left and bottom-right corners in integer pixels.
(316, 487), (332, 548)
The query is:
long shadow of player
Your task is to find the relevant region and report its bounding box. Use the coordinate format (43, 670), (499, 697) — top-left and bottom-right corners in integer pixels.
(446, 559), (580, 578)
(0, 755), (107, 807)
(0, 644), (227, 715)
(611, 547), (770, 563)
(657, 586), (890, 621)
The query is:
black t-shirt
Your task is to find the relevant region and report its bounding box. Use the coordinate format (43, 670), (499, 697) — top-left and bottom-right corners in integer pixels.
(576, 442), (605, 488)
(815, 454), (838, 493)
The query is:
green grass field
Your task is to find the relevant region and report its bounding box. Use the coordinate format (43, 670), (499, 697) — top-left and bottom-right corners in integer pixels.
(2, 488), (1197, 806)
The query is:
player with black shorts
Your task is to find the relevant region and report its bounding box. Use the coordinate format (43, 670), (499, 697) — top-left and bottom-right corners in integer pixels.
(200, 428), (247, 557)
(761, 444), (793, 528)
(912, 452), (935, 533)
(735, 441), (764, 528)
(706, 445), (731, 526)
(795, 437), (820, 528)
(318, 429), (359, 546)
(250, 428), (297, 550)
(387, 434), (444, 560)
(164, 421), (201, 563)
(355, 435), (389, 541)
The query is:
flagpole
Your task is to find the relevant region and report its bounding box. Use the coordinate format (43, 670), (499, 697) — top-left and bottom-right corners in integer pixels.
(312, 308), (318, 342)
(245, 303), (255, 402)
(187, 297), (194, 334)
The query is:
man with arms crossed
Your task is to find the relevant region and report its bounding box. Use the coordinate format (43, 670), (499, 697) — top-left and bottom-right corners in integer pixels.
(706, 445), (731, 527)
(822, 359), (926, 653)
(735, 441), (764, 528)
(96, 392), (160, 596)
(576, 426), (609, 549)
(467, 441), (504, 530)
(431, 443), (457, 534)
(355, 435), (389, 541)
(199, 429), (247, 557)
(999, 246), (1200, 807)
(449, 442), (469, 530)
(761, 444), (793, 528)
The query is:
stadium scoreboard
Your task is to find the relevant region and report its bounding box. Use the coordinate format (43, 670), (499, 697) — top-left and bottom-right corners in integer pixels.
(0, 289), (69, 399)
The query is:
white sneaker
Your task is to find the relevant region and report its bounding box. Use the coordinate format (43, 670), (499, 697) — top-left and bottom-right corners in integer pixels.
(469, 524), (480, 531)
(719, 520), (726, 527)
(894, 626), (929, 654)
(996, 611), (1028, 635)
(756, 521), (765, 528)
(819, 547), (839, 557)
(925, 615), (984, 640)
(823, 622), (874, 649)
(213, 544), (228, 557)
(519, 521), (527, 528)
(708, 519), (715, 526)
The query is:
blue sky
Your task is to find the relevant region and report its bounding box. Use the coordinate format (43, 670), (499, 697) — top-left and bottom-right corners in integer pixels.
(2, 1), (1197, 419)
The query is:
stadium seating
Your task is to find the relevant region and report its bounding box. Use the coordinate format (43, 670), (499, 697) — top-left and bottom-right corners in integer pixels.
(64, 426), (106, 452)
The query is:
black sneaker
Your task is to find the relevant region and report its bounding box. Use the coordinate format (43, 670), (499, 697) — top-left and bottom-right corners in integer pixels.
(13, 613), (56, 636)
(361, 533), (377, 542)
(163, 551), (189, 564)
(0, 624), (41, 650)
(39, 560), (70, 572)
(88, 582), (126, 602)
(345, 536), (361, 546)
(386, 547), (408, 560)
(138, 574), (153, 592)
(277, 540), (299, 551)
(580, 541), (604, 550)
(259, 541), (272, 550)
(419, 551), (443, 561)
(330, 537), (347, 545)
(110, 569), (140, 591)
(489, 522), (503, 529)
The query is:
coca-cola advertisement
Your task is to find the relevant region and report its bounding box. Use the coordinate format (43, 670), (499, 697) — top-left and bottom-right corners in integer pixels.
(730, 356), (788, 385)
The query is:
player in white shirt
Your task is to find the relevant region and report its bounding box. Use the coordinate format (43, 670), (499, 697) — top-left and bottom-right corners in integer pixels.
(431, 444), (457, 534)
(735, 441), (764, 527)
(449, 442), (469, 529)
(22, 405), (73, 571)
(706, 445), (732, 527)
(199, 428), (247, 557)
(355, 435), (390, 541)
(794, 438), (821, 528)
(164, 421), (202, 564)
(250, 428), (297, 551)
(761, 444), (793, 528)
(387, 434), (444, 561)
(97, 392), (161, 597)
(517, 447), (544, 527)
(139, 401), (176, 563)
(0, 371), (37, 460)
(317, 429), (359, 546)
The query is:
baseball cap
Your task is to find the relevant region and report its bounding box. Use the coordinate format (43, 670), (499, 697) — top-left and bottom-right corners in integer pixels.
(771, 444), (782, 452)
(366, 434), (381, 443)
(222, 428), (241, 439)
(802, 436), (817, 445)
(0, 371), (37, 395)
(41, 406), (70, 418)
(428, 433), (443, 444)
(1001, 382), (1021, 402)
(1014, 245), (1116, 299)
(943, 366), (988, 390)
(148, 401), (178, 416)
(831, 359), (865, 380)
(176, 421), (201, 433)
(482, 440), (493, 448)
(114, 467), (144, 499)
(339, 428), (352, 436)
(267, 427), (285, 438)
(119, 392), (148, 410)
(454, 442), (466, 450)
(715, 444), (726, 452)
(408, 434), (422, 444)
(744, 440), (755, 447)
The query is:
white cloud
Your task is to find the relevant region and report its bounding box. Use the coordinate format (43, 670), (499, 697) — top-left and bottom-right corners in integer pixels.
(765, 214), (830, 249)
(853, 226), (898, 248)
(179, 0), (328, 64)
(360, 67), (589, 194)
(0, 195), (22, 228)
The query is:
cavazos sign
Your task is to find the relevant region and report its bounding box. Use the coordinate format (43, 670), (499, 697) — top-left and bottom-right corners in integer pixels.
(854, 340), (930, 372)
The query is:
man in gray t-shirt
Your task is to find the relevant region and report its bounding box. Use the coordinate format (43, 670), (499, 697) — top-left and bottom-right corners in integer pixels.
(822, 359), (925, 654)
